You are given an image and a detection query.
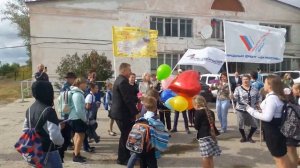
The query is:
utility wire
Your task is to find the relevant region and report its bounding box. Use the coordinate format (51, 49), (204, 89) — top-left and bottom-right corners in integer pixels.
(0, 41), (112, 50)
(30, 35), (112, 42)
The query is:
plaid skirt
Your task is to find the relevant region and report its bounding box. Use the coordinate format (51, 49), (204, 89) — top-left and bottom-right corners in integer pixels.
(198, 136), (222, 157)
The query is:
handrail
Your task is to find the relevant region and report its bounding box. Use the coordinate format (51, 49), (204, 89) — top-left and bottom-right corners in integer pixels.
(20, 79), (65, 102)
(20, 79), (34, 102)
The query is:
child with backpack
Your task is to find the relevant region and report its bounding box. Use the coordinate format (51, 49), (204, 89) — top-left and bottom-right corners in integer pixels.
(193, 95), (221, 168)
(83, 83), (100, 152)
(286, 84), (300, 168)
(104, 82), (117, 136)
(16, 81), (64, 168)
(127, 95), (169, 168)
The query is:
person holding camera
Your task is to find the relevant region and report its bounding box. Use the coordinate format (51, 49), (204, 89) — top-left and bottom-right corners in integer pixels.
(34, 64), (49, 81)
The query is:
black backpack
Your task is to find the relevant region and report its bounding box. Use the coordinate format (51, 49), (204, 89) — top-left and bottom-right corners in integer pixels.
(280, 103), (300, 140)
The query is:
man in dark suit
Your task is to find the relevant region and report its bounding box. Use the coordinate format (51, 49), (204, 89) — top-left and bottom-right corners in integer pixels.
(110, 63), (139, 165)
(231, 71), (242, 92)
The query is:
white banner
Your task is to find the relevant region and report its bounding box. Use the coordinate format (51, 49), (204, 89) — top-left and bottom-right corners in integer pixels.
(177, 47), (225, 74)
(224, 21), (286, 63)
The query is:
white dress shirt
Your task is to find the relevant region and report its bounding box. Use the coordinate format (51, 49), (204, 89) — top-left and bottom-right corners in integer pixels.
(235, 77), (239, 84)
(246, 92), (284, 122)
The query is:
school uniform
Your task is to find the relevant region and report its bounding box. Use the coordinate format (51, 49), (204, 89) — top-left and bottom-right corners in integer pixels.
(247, 92), (287, 157)
(194, 109), (221, 157)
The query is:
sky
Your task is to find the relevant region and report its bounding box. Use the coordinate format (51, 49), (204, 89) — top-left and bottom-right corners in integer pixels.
(0, 0), (28, 65)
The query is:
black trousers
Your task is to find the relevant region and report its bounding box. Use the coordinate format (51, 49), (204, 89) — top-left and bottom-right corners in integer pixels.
(115, 119), (135, 163)
(140, 148), (158, 168)
(159, 110), (171, 130)
(173, 111), (189, 130)
(58, 121), (72, 161)
(187, 109), (195, 125)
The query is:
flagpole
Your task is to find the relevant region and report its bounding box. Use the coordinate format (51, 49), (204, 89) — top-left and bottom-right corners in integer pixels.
(113, 56), (117, 80)
(223, 20), (236, 114)
(112, 26), (117, 80)
(171, 64), (178, 74)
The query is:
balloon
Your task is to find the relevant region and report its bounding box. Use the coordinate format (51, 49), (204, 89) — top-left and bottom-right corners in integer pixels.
(177, 93), (194, 110)
(157, 64), (172, 81)
(172, 96), (188, 112)
(161, 76), (175, 90)
(169, 70), (201, 97)
(165, 98), (175, 110)
(161, 89), (176, 102)
(186, 96), (194, 110)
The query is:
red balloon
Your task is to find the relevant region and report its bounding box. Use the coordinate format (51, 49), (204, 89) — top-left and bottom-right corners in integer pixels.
(186, 96), (194, 110)
(169, 70), (201, 97)
(161, 76), (175, 90)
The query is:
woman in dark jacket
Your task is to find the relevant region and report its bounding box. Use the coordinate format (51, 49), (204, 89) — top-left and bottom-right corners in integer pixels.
(23, 81), (64, 167)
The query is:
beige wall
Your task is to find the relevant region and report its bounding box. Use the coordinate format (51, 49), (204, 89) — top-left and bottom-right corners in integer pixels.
(27, 0), (300, 80)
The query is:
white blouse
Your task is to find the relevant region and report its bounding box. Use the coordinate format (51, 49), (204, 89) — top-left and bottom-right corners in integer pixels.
(246, 92), (284, 122)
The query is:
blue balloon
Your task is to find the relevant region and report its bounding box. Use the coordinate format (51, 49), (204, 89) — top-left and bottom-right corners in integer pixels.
(165, 98), (174, 110)
(161, 89), (176, 102)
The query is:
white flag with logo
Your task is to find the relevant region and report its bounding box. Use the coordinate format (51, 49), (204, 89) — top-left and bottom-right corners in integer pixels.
(177, 47), (225, 74)
(224, 21), (286, 63)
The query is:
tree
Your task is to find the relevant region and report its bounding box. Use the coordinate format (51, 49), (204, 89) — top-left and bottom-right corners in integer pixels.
(1, 0), (31, 66)
(56, 51), (114, 81)
(0, 62), (20, 76)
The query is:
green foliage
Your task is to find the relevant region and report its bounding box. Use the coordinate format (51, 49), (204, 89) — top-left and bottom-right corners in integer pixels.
(56, 51), (114, 81)
(0, 62), (20, 76)
(0, 61), (31, 80)
(1, 0), (31, 66)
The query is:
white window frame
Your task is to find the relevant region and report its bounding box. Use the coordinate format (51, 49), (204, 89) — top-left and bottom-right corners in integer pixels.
(150, 17), (193, 37)
(150, 53), (193, 71)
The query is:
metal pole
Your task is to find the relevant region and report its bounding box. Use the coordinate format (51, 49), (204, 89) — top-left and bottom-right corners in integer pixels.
(113, 56), (117, 80)
(223, 20), (236, 114)
(171, 64), (178, 74)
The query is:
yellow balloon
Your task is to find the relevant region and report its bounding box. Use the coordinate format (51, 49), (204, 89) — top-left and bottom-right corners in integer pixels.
(169, 97), (175, 106)
(172, 96), (188, 112)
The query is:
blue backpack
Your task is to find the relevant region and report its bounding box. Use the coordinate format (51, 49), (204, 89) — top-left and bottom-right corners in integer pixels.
(103, 91), (112, 111)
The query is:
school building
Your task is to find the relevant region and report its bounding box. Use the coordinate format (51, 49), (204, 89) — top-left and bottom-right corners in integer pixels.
(25, 0), (300, 80)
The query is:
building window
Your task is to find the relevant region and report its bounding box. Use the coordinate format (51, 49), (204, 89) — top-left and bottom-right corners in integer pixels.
(211, 19), (244, 40)
(150, 17), (192, 37)
(259, 23), (291, 42)
(281, 58), (291, 71)
(150, 53), (193, 72)
(211, 19), (224, 40)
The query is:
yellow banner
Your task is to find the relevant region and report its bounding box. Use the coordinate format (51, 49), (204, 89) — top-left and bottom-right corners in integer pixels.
(112, 26), (158, 57)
